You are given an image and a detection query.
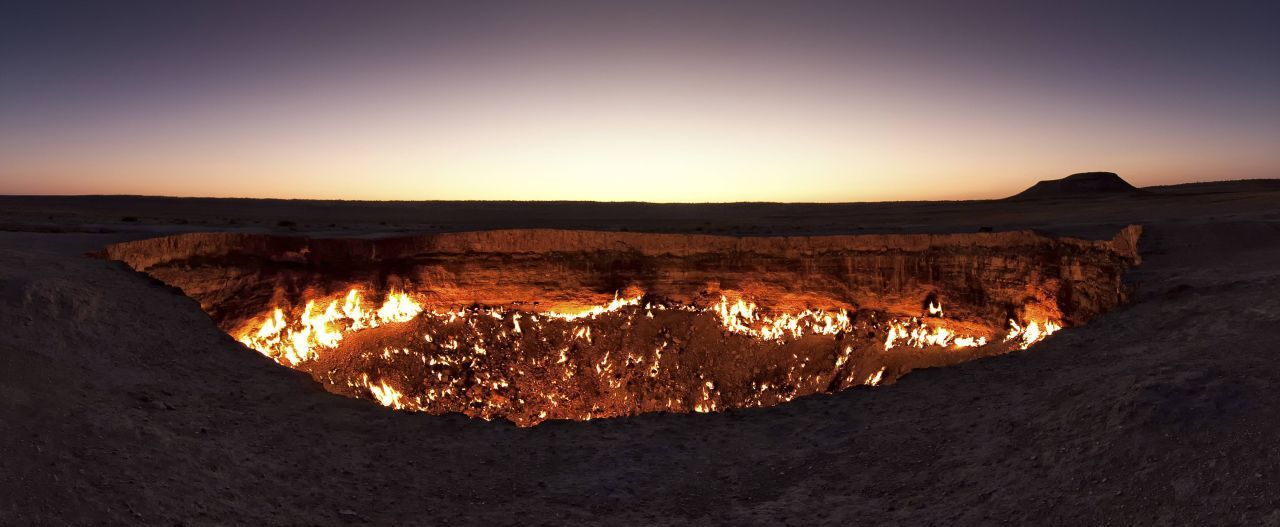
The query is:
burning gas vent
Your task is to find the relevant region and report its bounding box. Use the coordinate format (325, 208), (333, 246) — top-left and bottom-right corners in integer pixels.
(103, 227), (1141, 426)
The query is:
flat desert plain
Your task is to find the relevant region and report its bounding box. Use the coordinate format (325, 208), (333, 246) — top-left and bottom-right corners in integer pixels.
(2, 179), (1280, 525)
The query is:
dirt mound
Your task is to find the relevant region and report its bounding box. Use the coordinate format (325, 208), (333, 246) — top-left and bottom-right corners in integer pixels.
(1009, 172), (1142, 200)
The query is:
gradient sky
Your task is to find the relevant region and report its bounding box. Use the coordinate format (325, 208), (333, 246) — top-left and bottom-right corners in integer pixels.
(2, 1), (1277, 202)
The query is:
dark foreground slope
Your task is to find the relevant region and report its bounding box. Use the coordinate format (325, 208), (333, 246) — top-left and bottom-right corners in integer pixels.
(2, 194), (1280, 524)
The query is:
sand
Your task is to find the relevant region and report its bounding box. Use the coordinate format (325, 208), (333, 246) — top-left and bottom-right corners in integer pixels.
(2, 181), (1279, 525)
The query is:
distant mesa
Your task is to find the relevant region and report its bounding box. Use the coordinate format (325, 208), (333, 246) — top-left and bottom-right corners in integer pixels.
(1009, 172), (1142, 200)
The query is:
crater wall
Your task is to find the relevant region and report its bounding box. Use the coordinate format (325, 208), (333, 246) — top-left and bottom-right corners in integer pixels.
(100, 227), (1141, 425)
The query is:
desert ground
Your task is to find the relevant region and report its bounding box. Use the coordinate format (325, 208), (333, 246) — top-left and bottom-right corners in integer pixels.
(3, 179), (1280, 525)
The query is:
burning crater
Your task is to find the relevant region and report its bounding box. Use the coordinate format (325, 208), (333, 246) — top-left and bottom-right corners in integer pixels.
(104, 227), (1141, 426)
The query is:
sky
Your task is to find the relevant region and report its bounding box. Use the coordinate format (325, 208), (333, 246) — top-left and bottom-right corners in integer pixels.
(1, 0), (1277, 202)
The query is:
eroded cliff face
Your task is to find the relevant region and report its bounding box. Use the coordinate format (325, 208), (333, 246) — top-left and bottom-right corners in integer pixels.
(102, 226), (1141, 425)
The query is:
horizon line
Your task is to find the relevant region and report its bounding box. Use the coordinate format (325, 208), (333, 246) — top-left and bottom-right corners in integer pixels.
(2, 177), (1276, 205)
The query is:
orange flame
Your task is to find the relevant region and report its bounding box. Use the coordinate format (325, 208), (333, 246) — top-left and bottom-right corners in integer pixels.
(710, 296), (853, 342)
(1005, 319), (1061, 350)
(237, 289), (424, 365)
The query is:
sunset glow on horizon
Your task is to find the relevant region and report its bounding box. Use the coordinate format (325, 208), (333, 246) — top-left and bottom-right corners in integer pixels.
(2, 1), (1277, 202)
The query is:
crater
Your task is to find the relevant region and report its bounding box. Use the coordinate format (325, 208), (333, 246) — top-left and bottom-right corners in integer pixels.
(103, 227), (1141, 426)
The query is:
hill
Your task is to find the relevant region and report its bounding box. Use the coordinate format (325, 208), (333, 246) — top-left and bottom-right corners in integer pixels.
(1009, 172), (1142, 200)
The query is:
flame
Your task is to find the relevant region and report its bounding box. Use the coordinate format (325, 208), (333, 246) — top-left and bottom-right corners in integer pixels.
(377, 291), (423, 324)
(882, 315), (1060, 352)
(237, 288), (424, 365)
(367, 377), (405, 409)
(545, 292), (643, 321)
(1005, 319), (1061, 350)
(883, 318), (986, 350)
(867, 367), (885, 386)
(711, 296), (853, 342)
